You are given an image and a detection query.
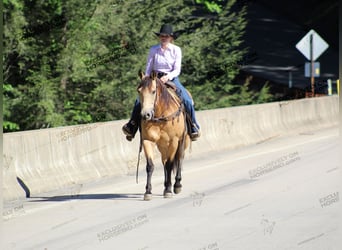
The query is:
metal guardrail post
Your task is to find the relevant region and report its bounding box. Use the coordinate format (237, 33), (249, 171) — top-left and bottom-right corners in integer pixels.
(327, 79), (332, 96)
(337, 79), (340, 95)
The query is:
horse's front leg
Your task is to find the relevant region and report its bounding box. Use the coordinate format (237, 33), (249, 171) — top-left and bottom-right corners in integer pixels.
(144, 158), (154, 201)
(163, 159), (173, 198)
(143, 141), (155, 201)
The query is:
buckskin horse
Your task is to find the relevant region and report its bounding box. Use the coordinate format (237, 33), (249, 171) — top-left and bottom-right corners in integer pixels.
(137, 70), (190, 201)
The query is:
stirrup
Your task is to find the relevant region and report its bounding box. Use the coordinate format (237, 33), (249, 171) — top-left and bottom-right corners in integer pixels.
(190, 131), (200, 141)
(190, 126), (200, 141)
(125, 135), (133, 141)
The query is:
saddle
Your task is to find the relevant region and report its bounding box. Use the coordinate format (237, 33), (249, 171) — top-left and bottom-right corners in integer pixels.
(157, 72), (180, 100)
(165, 81), (177, 91)
(157, 73), (193, 103)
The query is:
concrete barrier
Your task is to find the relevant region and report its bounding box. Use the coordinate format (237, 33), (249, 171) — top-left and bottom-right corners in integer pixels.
(190, 96), (339, 156)
(3, 96), (339, 201)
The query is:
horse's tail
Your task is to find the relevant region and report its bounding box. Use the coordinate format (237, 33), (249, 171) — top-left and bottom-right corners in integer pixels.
(173, 136), (186, 175)
(173, 110), (188, 174)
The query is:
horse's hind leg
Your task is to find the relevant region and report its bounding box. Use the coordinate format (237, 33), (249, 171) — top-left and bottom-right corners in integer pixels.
(174, 166), (182, 194)
(163, 160), (173, 198)
(174, 141), (185, 194)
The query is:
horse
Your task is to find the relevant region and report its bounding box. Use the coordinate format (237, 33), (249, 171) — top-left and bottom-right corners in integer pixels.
(137, 70), (190, 201)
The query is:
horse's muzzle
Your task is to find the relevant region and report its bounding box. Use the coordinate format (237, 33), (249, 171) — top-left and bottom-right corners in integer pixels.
(141, 110), (154, 121)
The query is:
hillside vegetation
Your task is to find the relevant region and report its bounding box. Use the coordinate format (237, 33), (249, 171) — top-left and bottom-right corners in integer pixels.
(3, 0), (273, 132)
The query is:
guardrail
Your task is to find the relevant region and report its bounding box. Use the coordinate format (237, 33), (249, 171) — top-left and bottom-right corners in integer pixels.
(3, 96), (339, 201)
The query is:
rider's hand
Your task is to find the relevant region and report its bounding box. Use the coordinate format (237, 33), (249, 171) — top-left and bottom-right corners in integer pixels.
(160, 75), (169, 83)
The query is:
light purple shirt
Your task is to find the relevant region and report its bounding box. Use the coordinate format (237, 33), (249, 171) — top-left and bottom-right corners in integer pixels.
(145, 43), (182, 80)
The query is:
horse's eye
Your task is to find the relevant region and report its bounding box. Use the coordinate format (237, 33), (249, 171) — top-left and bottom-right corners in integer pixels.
(152, 90), (156, 94)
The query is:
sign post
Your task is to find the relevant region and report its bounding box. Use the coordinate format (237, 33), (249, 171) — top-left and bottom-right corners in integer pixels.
(310, 34), (314, 94)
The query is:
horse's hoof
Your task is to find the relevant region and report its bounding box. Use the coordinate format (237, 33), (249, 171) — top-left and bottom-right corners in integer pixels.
(144, 193), (152, 201)
(163, 191), (172, 198)
(174, 187), (182, 194)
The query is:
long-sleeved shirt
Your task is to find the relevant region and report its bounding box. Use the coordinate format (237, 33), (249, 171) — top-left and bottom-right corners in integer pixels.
(145, 43), (182, 80)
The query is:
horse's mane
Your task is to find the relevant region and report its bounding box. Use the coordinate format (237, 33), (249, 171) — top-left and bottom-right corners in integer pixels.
(156, 78), (175, 106)
(139, 76), (176, 106)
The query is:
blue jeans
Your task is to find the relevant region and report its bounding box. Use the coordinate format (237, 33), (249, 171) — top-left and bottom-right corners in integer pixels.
(131, 77), (200, 131)
(171, 77), (200, 130)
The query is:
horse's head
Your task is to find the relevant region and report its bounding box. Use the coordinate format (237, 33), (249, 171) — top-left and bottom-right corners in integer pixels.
(137, 70), (158, 121)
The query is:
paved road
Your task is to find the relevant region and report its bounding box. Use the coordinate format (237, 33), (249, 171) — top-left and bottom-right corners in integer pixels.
(2, 126), (341, 250)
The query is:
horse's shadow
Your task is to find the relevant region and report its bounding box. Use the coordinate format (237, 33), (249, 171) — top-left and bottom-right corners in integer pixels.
(29, 193), (152, 202)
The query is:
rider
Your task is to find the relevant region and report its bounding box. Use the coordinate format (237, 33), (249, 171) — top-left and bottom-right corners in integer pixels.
(122, 24), (201, 141)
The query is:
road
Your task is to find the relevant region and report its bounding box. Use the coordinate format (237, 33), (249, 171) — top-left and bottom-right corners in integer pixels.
(2, 126), (341, 250)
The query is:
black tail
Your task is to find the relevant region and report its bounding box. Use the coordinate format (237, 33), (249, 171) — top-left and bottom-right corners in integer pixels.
(173, 110), (188, 174)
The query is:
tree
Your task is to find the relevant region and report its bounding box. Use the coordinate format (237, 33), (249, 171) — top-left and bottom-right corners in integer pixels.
(195, 0), (224, 13)
(3, 0), (65, 131)
(180, 0), (249, 109)
(3, 0), (273, 132)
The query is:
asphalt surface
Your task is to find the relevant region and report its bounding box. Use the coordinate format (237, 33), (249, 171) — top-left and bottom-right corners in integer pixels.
(2, 126), (341, 250)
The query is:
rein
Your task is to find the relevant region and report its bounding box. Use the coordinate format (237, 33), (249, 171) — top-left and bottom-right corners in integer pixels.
(136, 133), (143, 184)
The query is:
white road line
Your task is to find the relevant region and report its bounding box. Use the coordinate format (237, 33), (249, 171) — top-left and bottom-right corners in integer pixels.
(185, 133), (337, 174)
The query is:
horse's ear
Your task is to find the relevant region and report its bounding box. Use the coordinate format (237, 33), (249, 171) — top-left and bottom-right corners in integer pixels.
(138, 70), (145, 79)
(150, 70), (157, 80)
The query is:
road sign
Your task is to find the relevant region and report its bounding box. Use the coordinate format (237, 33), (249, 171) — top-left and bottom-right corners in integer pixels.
(296, 29), (329, 61)
(304, 62), (320, 77)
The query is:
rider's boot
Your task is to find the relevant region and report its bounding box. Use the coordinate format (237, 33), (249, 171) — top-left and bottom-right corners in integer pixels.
(122, 101), (141, 141)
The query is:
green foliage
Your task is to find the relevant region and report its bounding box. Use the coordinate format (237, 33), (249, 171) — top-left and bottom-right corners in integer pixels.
(180, 0), (249, 109)
(3, 83), (21, 132)
(228, 76), (274, 106)
(195, 0), (223, 13)
(256, 82), (274, 104)
(3, 0), (274, 132)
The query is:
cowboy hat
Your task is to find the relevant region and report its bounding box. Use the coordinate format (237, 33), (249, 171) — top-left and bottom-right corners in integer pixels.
(154, 24), (179, 39)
